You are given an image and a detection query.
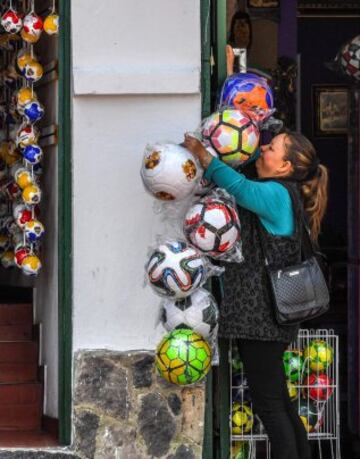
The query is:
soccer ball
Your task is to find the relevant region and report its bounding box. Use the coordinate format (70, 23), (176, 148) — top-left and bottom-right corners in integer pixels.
(14, 167), (33, 189)
(219, 72), (274, 124)
(302, 373), (333, 402)
(232, 442), (250, 459)
(140, 143), (201, 201)
(1, 9), (22, 34)
(24, 101), (44, 124)
(340, 35), (360, 81)
(21, 12), (43, 43)
(303, 340), (334, 373)
(22, 145), (43, 165)
(22, 184), (42, 205)
(183, 195), (241, 257)
(14, 245), (31, 267)
(24, 219), (45, 243)
(295, 398), (320, 433)
(232, 373), (251, 404)
(287, 380), (299, 402)
(283, 350), (303, 382)
(17, 50), (34, 74)
(44, 14), (59, 35)
(232, 402), (253, 435)
(22, 255), (42, 276)
(147, 241), (206, 298)
(16, 124), (40, 149)
(160, 288), (219, 338)
(13, 202), (33, 229)
(17, 87), (37, 109)
(155, 328), (211, 385)
(201, 109), (259, 167)
(24, 60), (44, 83)
(1, 250), (15, 269)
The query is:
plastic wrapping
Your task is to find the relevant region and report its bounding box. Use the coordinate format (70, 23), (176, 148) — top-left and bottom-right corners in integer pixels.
(183, 188), (244, 263)
(218, 72), (276, 125)
(140, 142), (203, 202)
(145, 239), (224, 299)
(201, 108), (260, 169)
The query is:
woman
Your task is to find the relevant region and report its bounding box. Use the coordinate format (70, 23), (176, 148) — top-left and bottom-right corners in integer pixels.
(183, 131), (328, 459)
(226, 11), (252, 76)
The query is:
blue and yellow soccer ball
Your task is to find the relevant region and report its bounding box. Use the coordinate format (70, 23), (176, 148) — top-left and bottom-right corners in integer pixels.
(303, 340), (334, 373)
(232, 402), (253, 435)
(283, 350), (303, 382)
(155, 328), (211, 385)
(296, 398), (320, 433)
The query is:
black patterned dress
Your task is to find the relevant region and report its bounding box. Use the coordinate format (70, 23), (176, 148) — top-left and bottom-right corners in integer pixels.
(218, 180), (302, 343)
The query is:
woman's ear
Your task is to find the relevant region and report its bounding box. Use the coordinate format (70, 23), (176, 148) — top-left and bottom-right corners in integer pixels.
(278, 160), (292, 176)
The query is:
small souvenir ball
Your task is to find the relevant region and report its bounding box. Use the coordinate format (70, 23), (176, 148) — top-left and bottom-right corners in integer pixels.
(17, 87), (37, 107)
(302, 373), (333, 402)
(184, 196), (241, 257)
(283, 350), (303, 382)
(24, 60), (44, 83)
(14, 166), (33, 189)
(219, 72), (274, 124)
(160, 288), (219, 338)
(147, 241), (206, 298)
(16, 124), (39, 148)
(24, 219), (44, 242)
(1, 9), (23, 34)
(155, 328), (211, 385)
(22, 184), (42, 205)
(201, 109), (259, 167)
(340, 34), (360, 81)
(44, 14), (59, 35)
(22, 144), (43, 165)
(140, 143), (201, 201)
(17, 50), (34, 74)
(21, 12), (43, 43)
(1, 250), (15, 269)
(295, 398), (319, 433)
(24, 101), (44, 124)
(13, 202), (32, 228)
(22, 254), (42, 276)
(303, 340), (334, 373)
(287, 380), (299, 402)
(14, 245), (31, 267)
(232, 402), (253, 435)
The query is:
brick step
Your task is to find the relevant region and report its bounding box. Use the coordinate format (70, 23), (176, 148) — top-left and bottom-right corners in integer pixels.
(0, 342), (37, 363)
(0, 323), (33, 341)
(0, 404), (42, 431)
(0, 363), (38, 384)
(0, 383), (42, 406)
(0, 304), (32, 326)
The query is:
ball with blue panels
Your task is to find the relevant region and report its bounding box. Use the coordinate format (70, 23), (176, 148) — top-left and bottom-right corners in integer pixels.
(22, 144), (43, 165)
(24, 101), (44, 124)
(219, 72), (274, 124)
(24, 219), (45, 242)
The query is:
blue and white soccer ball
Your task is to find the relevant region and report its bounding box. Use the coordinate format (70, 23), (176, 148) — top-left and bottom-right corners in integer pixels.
(22, 144), (43, 165)
(146, 240), (206, 298)
(160, 288), (219, 338)
(23, 101), (44, 124)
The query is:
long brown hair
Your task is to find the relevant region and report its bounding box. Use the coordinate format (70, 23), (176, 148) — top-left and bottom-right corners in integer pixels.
(284, 131), (329, 241)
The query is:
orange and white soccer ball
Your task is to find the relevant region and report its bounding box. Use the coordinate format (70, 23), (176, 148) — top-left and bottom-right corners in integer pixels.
(21, 254), (42, 276)
(14, 167), (33, 189)
(23, 60), (43, 83)
(44, 14), (59, 35)
(22, 184), (41, 205)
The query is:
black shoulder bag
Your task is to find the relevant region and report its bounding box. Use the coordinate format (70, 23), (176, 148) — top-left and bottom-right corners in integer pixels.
(258, 208), (330, 326)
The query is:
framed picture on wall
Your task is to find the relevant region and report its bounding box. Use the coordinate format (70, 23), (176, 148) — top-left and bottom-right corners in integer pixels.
(313, 85), (349, 136)
(247, 0), (279, 7)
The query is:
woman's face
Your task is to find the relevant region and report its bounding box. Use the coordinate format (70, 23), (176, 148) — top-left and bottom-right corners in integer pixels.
(233, 19), (250, 48)
(255, 133), (292, 178)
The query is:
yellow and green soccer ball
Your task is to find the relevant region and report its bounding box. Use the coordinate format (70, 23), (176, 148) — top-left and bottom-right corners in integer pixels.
(232, 441), (250, 459)
(303, 339), (334, 373)
(232, 402), (254, 435)
(155, 328), (211, 385)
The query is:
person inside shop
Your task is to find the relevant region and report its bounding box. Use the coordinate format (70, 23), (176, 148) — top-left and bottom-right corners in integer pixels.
(183, 131), (328, 459)
(226, 10), (252, 76)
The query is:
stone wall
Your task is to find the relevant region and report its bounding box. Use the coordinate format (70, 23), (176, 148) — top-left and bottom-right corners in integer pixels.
(73, 350), (206, 459)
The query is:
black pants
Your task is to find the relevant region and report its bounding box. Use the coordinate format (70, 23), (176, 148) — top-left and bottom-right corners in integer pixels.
(237, 339), (311, 459)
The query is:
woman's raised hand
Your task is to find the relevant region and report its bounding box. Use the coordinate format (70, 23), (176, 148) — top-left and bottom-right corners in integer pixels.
(183, 134), (213, 169)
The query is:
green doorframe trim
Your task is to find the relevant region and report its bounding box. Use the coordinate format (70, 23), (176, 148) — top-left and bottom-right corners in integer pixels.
(215, 0), (227, 89)
(58, 0), (72, 445)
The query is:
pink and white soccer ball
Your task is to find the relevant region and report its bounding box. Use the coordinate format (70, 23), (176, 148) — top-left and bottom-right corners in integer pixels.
(140, 143), (202, 201)
(184, 196), (241, 257)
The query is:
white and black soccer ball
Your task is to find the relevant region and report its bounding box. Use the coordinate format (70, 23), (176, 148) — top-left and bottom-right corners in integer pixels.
(183, 196), (241, 257)
(147, 240), (206, 298)
(160, 288), (219, 338)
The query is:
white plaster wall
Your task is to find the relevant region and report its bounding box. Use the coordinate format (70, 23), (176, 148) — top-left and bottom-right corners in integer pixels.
(72, 1), (202, 351)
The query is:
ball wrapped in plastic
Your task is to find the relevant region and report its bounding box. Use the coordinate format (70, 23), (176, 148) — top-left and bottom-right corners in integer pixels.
(22, 184), (41, 205)
(21, 254), (42, 276)
(1, 9), (23, 34)
(14, 167), (33, 189)
(219, 72), (275, 124)
(184, 194), (241, 258)
(232, 402), (253, 435)
(283, 350), (303, 382)
(24, 219), (44, 242)
(16, 124), (40, 149)
(201, 109), (259, 168)
(21, 12), (43, 43)
(160, 288), (218, 338)
(17, 50), (34, 74)
(22, 144), (43, 165)
(296, 398), (320, 433)
(147, 241), (206, 298)
(303, 340), (334, 373)
(302, 373), (333, 402)
(14, 246), (31, 267)
(13, 203), (33, 229)
(140, 143), (201, 201)
(23, 60), (43, 83)
(44, 14), (59, 35)
(155, 328), (211, 385)
(340, 35), (360, 81)
(24, 100), (44, 124)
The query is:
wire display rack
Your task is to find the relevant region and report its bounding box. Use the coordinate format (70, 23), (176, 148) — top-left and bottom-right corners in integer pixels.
(230, 329), (341, 459)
